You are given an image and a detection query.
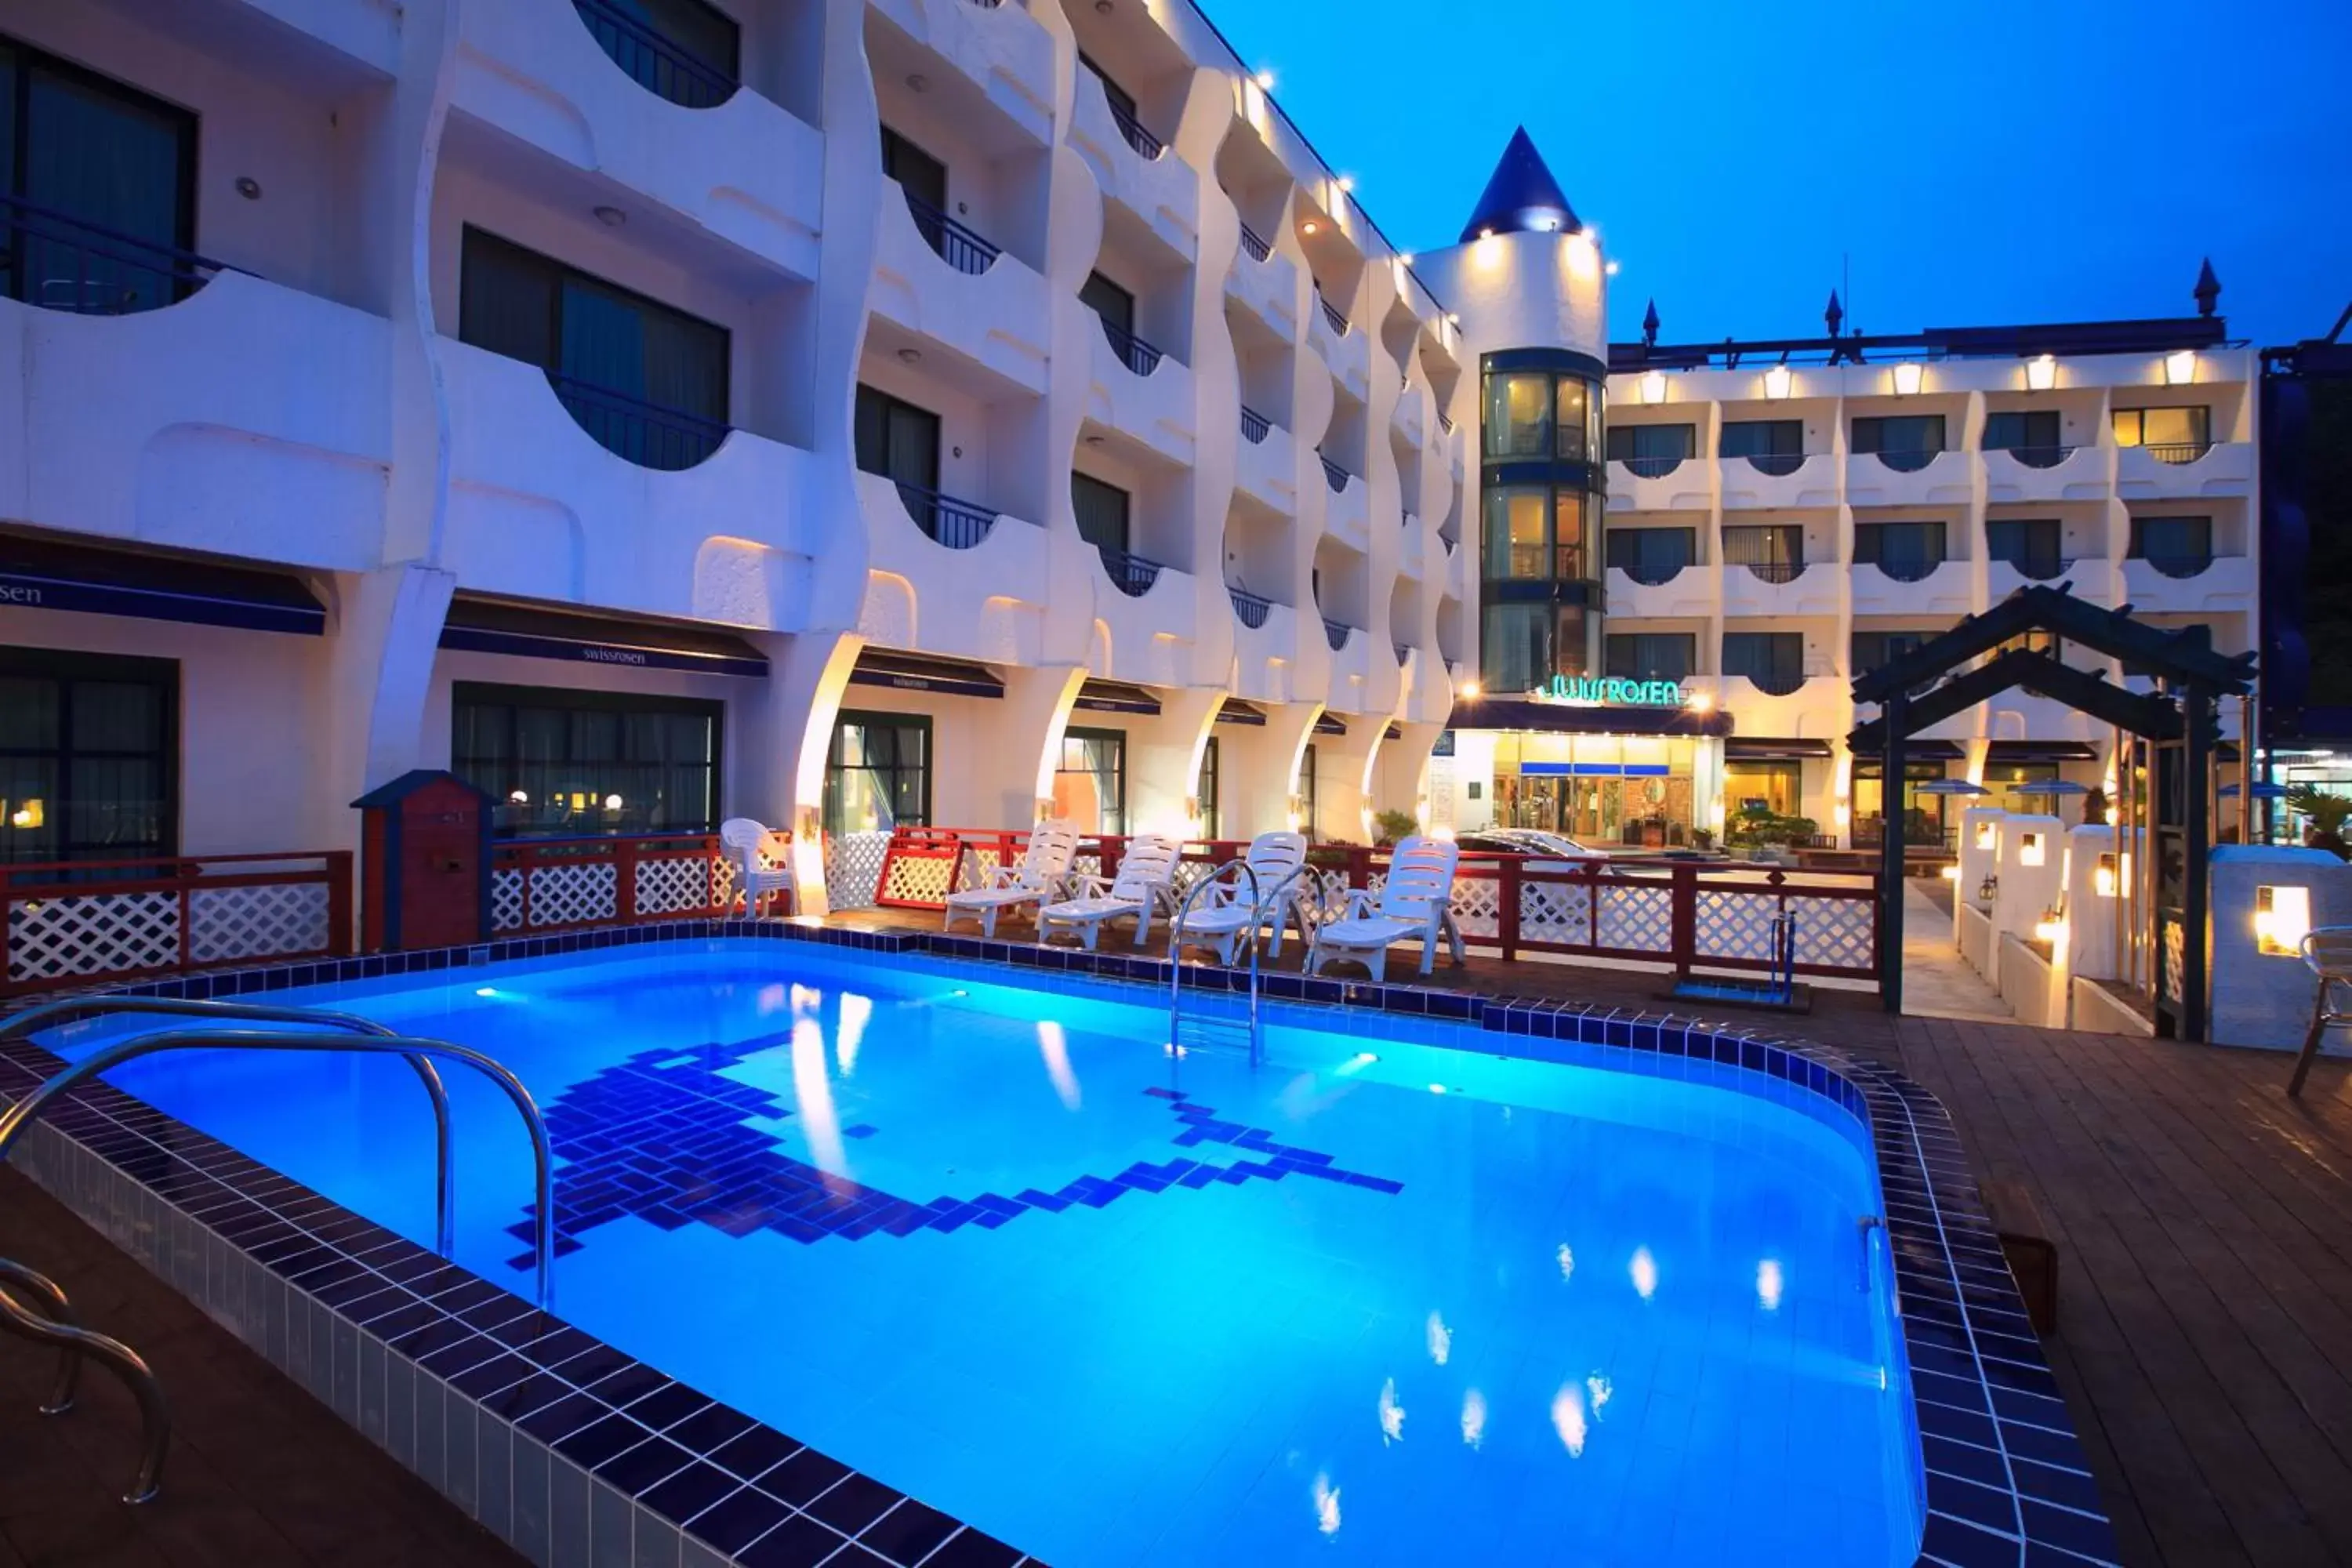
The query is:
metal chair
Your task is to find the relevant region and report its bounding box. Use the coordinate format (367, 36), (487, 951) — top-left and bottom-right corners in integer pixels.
(2288, 927), (2352, 1097)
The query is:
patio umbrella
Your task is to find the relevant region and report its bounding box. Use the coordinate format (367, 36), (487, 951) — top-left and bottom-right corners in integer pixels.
(1915, 779), (1991, 797)
(2009, 780), (2091, 797)
(2218, 782), (2288, 799)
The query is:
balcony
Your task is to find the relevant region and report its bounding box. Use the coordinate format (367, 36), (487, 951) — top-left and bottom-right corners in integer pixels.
(1398, 514), (1426, 580)
(1603, 565), (1707, 619)
(1324, 616), (1356, 652)
(1094, 551), (1196, 684)
(1098, 546), (1167, 598)
(889, 481), (1003, 550)
(1986, 553), (2098, 603)
(1849, 557), (1973, 615)
(2122, 552), (2255, 606)
(1722, 560), (1838, 618)
(1233, 413), (1297, 516)
(1228, 584), (1273, 628)
(871, 186), (1050, 394)
(1984, 444), (2107, 504)
(1320, 459), (1369, 547)
(856, 471), (1047, 655)
(1071, 69), (1196, 259)
(1085, 318), (1196, 466)
(1230, 597), (1298, 698)
(455, 0), (823, 280)
(1704, 674), (1845, 737)
(1845, 448), (1973, 507)
(1225, 234), (1300, 340)
(0, 265), (391, 572)
(1392, 382), (1428, 446)
(1308, 290), (1370, 401)
(572, 0), (738, 107)
(1607, 455), (1711, 514)
(441, 339), (812, 621)
(547, 372), (728, 471)
(867, 0), (1057, 146)
(2116, 440), (2253, 499)
(1719, 452), (1838, 510)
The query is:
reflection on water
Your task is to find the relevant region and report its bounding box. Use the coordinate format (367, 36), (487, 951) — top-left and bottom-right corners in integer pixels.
(1630, 1245), (1658, 1300)
(1425, 1311), (1451, 1366)
(1557, 1243), (1576, 1282)
(1313, 1472), (1342, 1536)
(1758, 1258), (1785, 1312)
(1377, 1377), (1406, 1443)
(1461, 1388), (1487, 1448)
(837, 993), (872, 1076)
(1036, 1020), (1081, 1110)
(1552, 1381), (1588, 1457)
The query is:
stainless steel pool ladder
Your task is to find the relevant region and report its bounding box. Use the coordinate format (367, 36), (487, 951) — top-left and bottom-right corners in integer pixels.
(1167, 858), (1269, 1067)
(0, 1000), (561, 1504)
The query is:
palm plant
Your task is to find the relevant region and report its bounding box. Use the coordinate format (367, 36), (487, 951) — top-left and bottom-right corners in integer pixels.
(2287, 786), (2352, 860)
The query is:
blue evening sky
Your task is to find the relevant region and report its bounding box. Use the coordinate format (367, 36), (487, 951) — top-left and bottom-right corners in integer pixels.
(1206, 0), (2351, 348)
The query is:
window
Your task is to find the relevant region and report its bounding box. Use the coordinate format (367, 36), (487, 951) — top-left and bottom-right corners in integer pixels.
(1984, 410), (2063, 464)
(452, 684), (720, 839)
(1196, 736), (1219, 840)
(0, 38), (196, 315)
(1850, 630), (1939, 675)
(1480, 487), (1585, 580)
(1054, 728), (1126, 835)
(1604, 527), (1696, 584)
(573, 0), (739, 108)
(854, 385), (939, 489)
(1299, 743), (1318, 838)
(1602, 633), (1694, 684)
(1981, 762), (2060, 815)
(1722, 632), (1806, 695)
(1725, 761), (1802, 818)
(2112, 405), (2211, 461)
(1080, 269), (1134, 337)
(1553, 376), (1601, 463)
(1722, 524), (1804, 583)
(1853, 760), (1951, 847)
(2129, 515), (2213, 577)
(879, 127), (947, 212)
(1987, 517), (2064, 579)
(459, 227), (729, 470)
(1071, 472), (1131, 554)
(0, 648), (176, 866)
(1854, 520), (1947, 580)
(1719, 419), (1805, 475)
(1852, 415), (1947, 472)
(824, 712), (929, 835)
(1605, 423), (1697, 476)
(1481, 368), (1601, 463)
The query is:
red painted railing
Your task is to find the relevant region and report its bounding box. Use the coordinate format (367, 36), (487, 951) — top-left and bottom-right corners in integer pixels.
(2, 851), (354, 998)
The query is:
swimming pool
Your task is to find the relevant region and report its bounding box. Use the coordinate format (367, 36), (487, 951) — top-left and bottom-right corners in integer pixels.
(30, 937), (1926, 1565)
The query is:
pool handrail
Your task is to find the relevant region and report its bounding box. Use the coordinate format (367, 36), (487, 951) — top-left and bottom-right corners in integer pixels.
(0, 1026), (557, 1312)
(0, 996), (456, 1258)
(0, 1265), (168, 1503)
(1167, 858), (1265, 1067)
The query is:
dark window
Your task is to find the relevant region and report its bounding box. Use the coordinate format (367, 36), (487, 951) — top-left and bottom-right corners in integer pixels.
(1987, 517), (2064, 579)
(2129, 514), (2213, 576)
(1080, 269), (1134, 337)
(1851, 415), (1947, 471)
(1055, 727), (1126, 835)
(2112, 405), (2211, 459)
(1722, 632), (1806, 695)
(459, 227), (729, 470)
(452, 683), (720, 839)
(854, 384), (940, 489)
(1479, 604), (1590, 695)
(1854, 520), (1947, 579)
(1604, 527), (1696, 584)
(1071, 472), (1131, 554)
(1719, 419), (1805, 475)
(572, 0), (739, 107)
(1196, 735), (1218, 840)
(824, 711), (929, 835)
(1850, 630), (1940, 673)
(879, 126), (947, 210)
(1078, 53), (1138, 125)
(1602, 633), (1694, 684)
(1605, 423), (1697, 475)
(0, 648), (176, 867)
(0, 37), (197, 315)
(1983, 410), (2063, 458)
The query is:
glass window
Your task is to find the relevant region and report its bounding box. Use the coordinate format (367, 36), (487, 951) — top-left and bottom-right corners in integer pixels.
(1080, 269), (1134, 337)
(574, 0), (740, 107)
(854, 385), (939, 488)
(1553, 375), (1600, 462)
(2129, 515), (2213, 575)
(1719, 419), (1805, 466)
(1725, 760), (1802, 818)
(1854, 521), (1947, 579)
(824, 712), (930, 835)
(1196, 736), (1218, 840)
(1983, 410), (2062, 455)
(1071, 472), (1131, 554)
(1852, 415), (1947, 472)
(1053, 727), (1126, 835)
(453, 683), (719, 839)
(1722, 633), (1806, 694)
(1853, 760), (1951, 847)
(1722, 524), (1804, 580)
(1480, 602), (1552, 694)
(1604, 527), (1696, 584)
(1483, 371), (1551, 459)
(2112, 406), (2211, 454)
(1299, 743), (1318, 839)
(1987, 517), (2063, 578)
(1981, 762), (2060, 815)
(1552, 490), (1587, 579)
(1605, 423), (1697, 473)
(0, 648), (176, 866)
(1552, 605), (1591, 678)
(1483, 487), (1549, 579)
(1602, 633), (1694, 683)
(879, 126), (947, 211)
(1851, 629), (1940, 677)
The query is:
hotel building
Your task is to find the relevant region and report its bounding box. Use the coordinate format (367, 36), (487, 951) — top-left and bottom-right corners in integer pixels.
(0, 0), (2256, 900)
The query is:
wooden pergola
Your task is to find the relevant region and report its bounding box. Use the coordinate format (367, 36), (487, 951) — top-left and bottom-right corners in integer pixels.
(1849, 585), (2255, 1035)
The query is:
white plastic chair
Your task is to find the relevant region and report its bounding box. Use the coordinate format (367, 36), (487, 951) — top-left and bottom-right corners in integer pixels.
(1172, 831), (1313, 964)
(943, 821), (1081, 938)
(1304, 835), (1466, 982)
(1039, 835), (1183, 950)
(720, 818), (795, 917)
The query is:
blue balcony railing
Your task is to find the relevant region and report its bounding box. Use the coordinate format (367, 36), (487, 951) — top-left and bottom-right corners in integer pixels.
(1736, 452), (1808, 477)
(1617, 454), (1686, 479)
(1987, 443), (2078, 470)
(1991, 550), (2072, 581)
(2134, 441), (2214, 466)
(0, 193), (244, 316)
(1108, 101), (1163, 159)
(2135, 550), (2215, 579)
(1867, 554), (1946, 584)
(1319, 455), (1352, 492)
(1318, 292), (1349, 336)
(1098, 547), (1166, 597)
(888, 482), (1000, 550)
(1228, 586), (1272, 629)
(1238, 221), (1271, 263)
(1867, 447), (1943, 474)
(1098, 316), (1164, 376)
(548, 371), (729, 471)
(1240, 405), (1271, 444)
(572, 0), (739, 109)
(1323, 617), (1355, 652)
(900, 191), (1000, 276)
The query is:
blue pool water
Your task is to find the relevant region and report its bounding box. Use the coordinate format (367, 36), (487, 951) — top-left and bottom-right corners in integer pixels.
(41, 942), (1922, 1565)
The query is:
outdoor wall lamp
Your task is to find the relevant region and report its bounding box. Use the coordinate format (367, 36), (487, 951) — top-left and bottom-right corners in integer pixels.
(2095, 852), (2119, 898)
(1975, 821), (1996, 851)
(1639, 369), (1667, 406)
(1891, 361), (1923, 396)
(2025, 354), (2057, 392)
(2164, 349), (2198, 387)
(2020, 831), (2045, 867)
(1762, 364), (1793, 401)
(1978, 874), (1998, 903)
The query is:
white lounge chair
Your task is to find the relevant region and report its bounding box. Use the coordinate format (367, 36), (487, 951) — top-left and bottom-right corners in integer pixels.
(1038, 835), (1182, 950)
(719, 818), (795, 917)
(1171, 831), (1313, 964)
(1304, 836), (1466, 982)
(942, 821), (1081, 939)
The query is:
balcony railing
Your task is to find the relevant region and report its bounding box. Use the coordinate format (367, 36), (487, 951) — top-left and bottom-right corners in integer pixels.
(1323, 617), (1356, 652)
(2134, 550), (2216, 580)
(1866, 447), (1943, 474)
(1736, 452), (1808, 477)
(1987, 444), (2078, 470)
(0, 193), (243, 316)
(1098, 546), (1166, 597)
(891, 481), (1000, 549)
(1991, 550), (2072, 581)
(1438, 411), (1455, 434)
(1726, 662), (1814, 697)
(1319, 455), (1352, 492)
(901, 191), (1000, 276)
(1612, 554), (1694, 586)
(1098, 316), (1163, 376)
(1865, 554), (1947, 584)
(572, 0), (739, 108)
(1617, 455), (1687, 479)
(1731, 558), (1807, 585)
(2134, 441), (2215, 466)
(1108, 101), (1163, 159)
(549, 370), (729, 471)
(1238, 221), (1271, 263)
(1228, 586), (1272, 629)
(1394, 642), (1411, 666)
(1318, 292), (1350, 336)
(1240, 405), (1271, 444)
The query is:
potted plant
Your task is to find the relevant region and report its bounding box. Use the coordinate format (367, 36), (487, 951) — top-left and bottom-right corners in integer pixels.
(1372, 808), (1421, 847)
(2288, 786), (2352, 860)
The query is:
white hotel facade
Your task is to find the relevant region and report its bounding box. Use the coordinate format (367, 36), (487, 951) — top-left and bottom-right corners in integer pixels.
(0, 0), (2257, 899)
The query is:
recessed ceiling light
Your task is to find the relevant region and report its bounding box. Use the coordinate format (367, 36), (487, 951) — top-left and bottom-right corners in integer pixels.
(897, 347), (921, 364)
(906, 73), (927, 93)
(593, 205), (626, 227)
(1084, 434), (1106, 445)
(1301, 220), (1319, 235)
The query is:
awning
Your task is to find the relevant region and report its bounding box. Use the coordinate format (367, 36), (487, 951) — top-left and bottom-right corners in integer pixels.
(1447, 696), (1734, 739)
(1853, 739), (1965, 766)
(1727, 739), (1834, 760)
(1075, 679), (1160, 716)
(440, 597), (768, 677)
(0, 530), (324, 636)
(1986, 740), (2099, 763)
(1215, 699), (1268, 727)
(1313, 713), (1347, 736)
(849, 648), (1003, 699)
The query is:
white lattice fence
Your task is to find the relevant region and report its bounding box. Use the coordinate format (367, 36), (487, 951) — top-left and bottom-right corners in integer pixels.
(1693, 888), (1779, 962)
(636, 855), (725, 917)
(6, 891), (180, 985)
(1517, 878), (1592, 944)
(880, 848), (962, 906)
(1596, 883), (1675, 953)
(1788, 896), (1875, 971)
(492, 869), (525, 934)
(1451, 876), (1503, 939)
(189, 883), (331, 964)
(511, 862), (618, 930)
(825, 832), (892, 910)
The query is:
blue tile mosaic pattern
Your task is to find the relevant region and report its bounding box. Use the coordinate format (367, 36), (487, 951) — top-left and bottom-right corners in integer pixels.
(502, 1043), (1400, 1268)
(0, 914), (2118, 1568)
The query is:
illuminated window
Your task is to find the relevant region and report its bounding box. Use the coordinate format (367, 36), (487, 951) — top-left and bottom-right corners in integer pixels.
(455, 683), (720, 840)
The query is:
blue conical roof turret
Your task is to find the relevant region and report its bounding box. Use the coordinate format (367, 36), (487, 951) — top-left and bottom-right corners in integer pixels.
(1458, 127), (1580, 243)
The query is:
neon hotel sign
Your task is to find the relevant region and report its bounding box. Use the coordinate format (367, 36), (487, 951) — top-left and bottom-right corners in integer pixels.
(1531, 674), (1686, 707)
